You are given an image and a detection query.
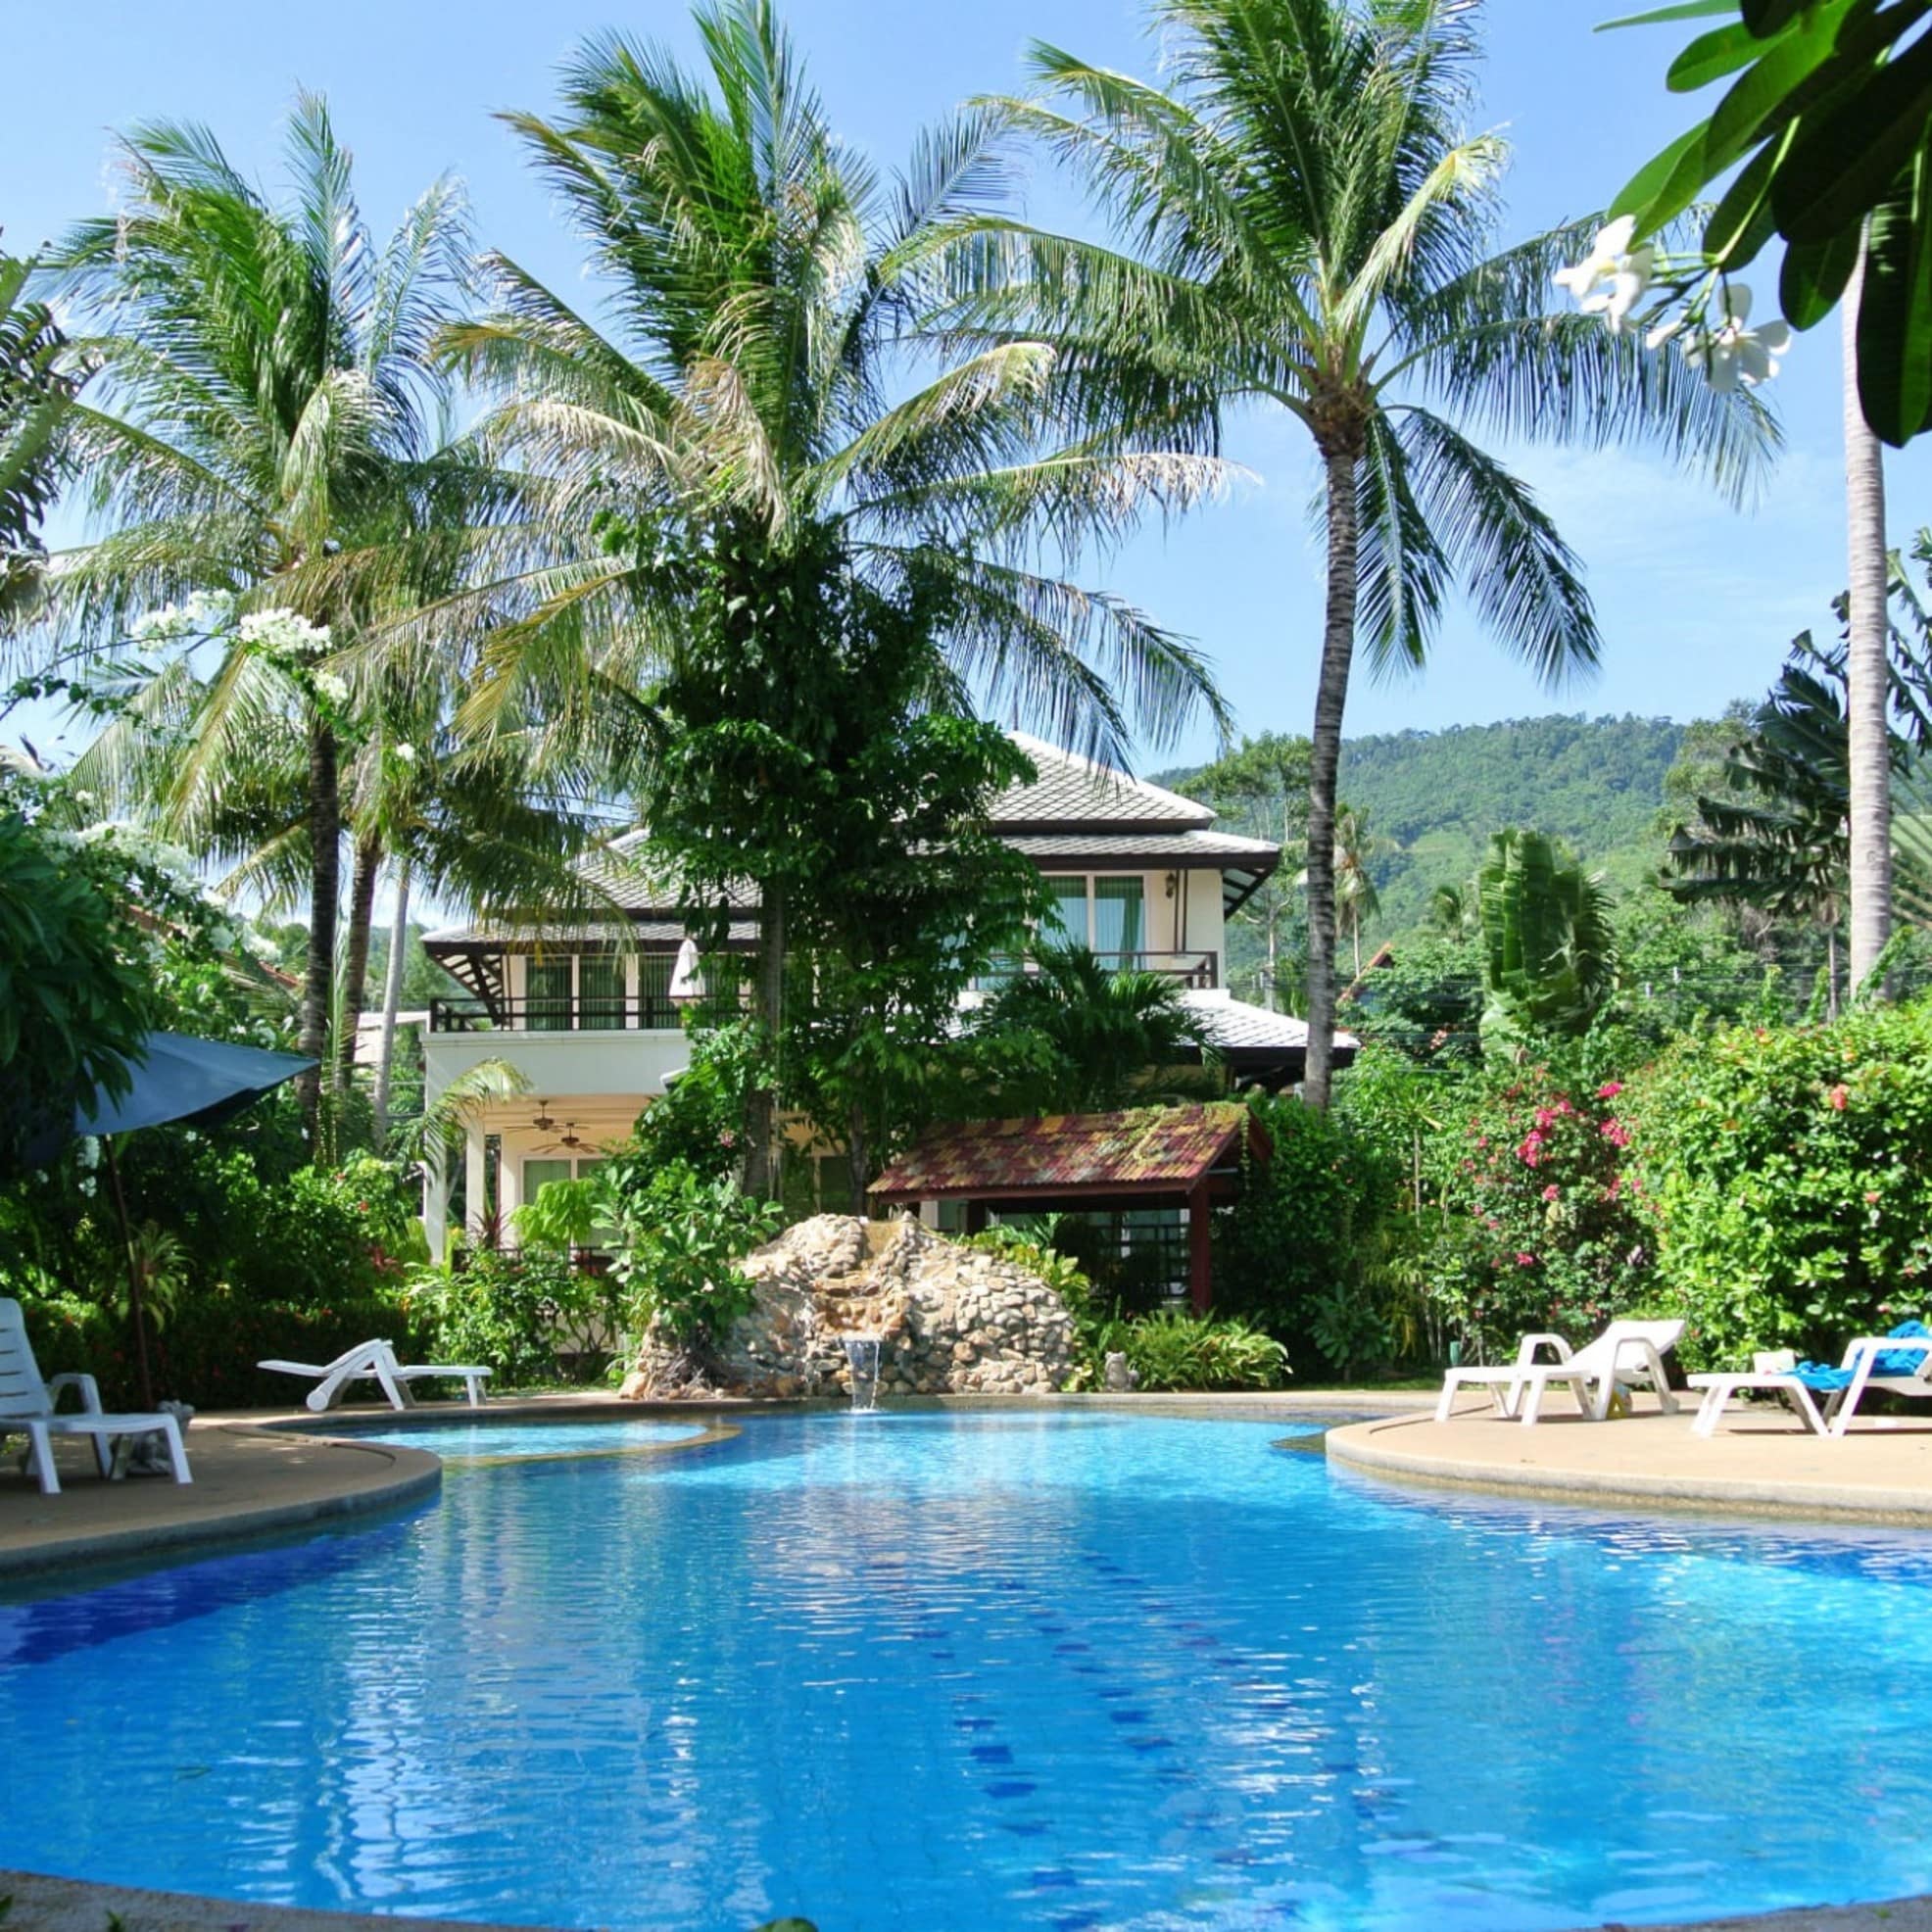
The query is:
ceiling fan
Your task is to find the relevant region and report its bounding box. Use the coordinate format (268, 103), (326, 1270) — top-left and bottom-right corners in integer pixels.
(531, 1100), (557, 1134)
(532, 1120), (587, 1155)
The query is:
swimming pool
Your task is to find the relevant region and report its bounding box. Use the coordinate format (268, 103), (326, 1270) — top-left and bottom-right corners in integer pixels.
(4, 1409), (1929, 1931)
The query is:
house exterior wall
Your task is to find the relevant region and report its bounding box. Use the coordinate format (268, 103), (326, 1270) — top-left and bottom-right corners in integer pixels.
(1184, 868), (1225, 967)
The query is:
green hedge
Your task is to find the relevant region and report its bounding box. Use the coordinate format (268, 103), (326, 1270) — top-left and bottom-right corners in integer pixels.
(1623, 996), (1932, 1367)
(21, 1288), (426, 1411)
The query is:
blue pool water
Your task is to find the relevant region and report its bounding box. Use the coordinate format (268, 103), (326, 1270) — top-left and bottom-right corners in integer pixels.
(4, 1409), (1931, 1931)
(339, 1420), (713, 1459)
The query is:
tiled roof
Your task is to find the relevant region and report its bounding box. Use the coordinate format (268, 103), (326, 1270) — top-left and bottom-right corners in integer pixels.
(1000, 829), (1277, 865)
(871, 1102), (1256, 1201)
(1182, 992), (1360, 1054)
(427, 734), (1274, 942)
(992, 733), (1215, 832)
(421, 918), (758, 949)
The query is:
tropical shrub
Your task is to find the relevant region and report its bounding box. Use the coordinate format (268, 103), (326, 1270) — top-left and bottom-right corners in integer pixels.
(411, 1247), (597, 1388)
(606, 1168), (784, 1346)
(0, 810), (156, 1175)
(1080, 1309), (1288, 1392)
(1621, 997), (1932, 1366)
(605, 1022), (766, 1189)
(1431, 1068), (1654, 1362)
(20, 1285), (425, 1411)
(1214, 1095), (1401, 1372)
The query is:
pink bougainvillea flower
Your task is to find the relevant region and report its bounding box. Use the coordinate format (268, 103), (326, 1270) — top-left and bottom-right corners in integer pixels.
(1542, 1183), (1561, 1202)
(1516, 1252), (1537, 1268)
(1827, 1085), (1849, 1111)
(1596, 1081), (1623, 1099)
(1601, 1119), (1631, 1148)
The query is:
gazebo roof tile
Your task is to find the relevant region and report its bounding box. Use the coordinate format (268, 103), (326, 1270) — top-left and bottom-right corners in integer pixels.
(871, 1102), (1257, 1201)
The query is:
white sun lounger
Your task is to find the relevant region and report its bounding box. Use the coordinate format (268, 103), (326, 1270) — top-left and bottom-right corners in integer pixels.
(0, 1297), (191, 1495)
(258, 1339), (492, 1412)
(1687, 1351), (1829, 1437)
(1435, 1319), (1685, 1425)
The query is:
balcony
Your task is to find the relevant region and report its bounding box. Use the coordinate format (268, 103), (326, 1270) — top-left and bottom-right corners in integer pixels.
(974, 949), (1219, 990)
(428, 994), (693, 1034)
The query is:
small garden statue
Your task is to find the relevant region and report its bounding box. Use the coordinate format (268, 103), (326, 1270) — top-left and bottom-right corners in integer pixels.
(1103, 1351), (1139, 1392)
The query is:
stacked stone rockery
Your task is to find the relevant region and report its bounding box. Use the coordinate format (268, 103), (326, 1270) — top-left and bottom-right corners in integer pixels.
(619, 1213), (1077, 1400)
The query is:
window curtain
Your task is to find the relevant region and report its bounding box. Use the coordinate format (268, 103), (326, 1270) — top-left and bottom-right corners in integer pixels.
(579, 954), (625, 1030)
(526, 956), (572, 1031)
(1092, 877), (1144, 958)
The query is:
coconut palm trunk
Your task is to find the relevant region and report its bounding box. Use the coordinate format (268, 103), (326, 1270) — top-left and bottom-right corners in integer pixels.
(373, 856), (411, 1145)
(298, 722), (341, 1127)
(1303, 442), (1362, 1110)
(335, 830), (383, 1095)
(1844, 273), (1892, 993)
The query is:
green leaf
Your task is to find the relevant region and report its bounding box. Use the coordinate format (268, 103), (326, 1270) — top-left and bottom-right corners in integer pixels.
(1669, 20), (1772, 91)
(1741, 0), (1812, 31)
(1773, 32), (1932, 244)
(1703, 11), (1843, 168)
(1702, 135), (1781, 264)
(1779, 227), (1861, 328)
(1611, 122), (1709, 223)
(1599, 0), (1740, 28)
(1855, 149), (1932, 447)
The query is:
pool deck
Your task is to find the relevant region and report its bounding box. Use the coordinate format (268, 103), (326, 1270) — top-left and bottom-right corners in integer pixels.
(1326, 1390), (1932, 1524)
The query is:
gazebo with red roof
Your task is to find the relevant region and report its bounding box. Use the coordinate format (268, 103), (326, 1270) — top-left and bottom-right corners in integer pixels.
(868, 1102), (1270, 1314)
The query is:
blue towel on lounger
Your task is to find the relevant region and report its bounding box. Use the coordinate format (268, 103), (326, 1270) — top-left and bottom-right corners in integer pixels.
(1788, 1320), (1932, 1390)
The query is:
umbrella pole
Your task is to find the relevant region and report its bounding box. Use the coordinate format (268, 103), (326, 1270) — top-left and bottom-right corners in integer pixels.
(102, 1138), (157, 1412)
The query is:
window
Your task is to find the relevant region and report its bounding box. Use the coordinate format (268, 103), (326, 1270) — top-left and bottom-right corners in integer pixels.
(526, 956), (572, 1031)
(1093, 877), (1144, 958)
(638, 951), (675, 1027)
(522, 1156), (574, 1200)
(1041, 875), (1088, 944)
(1037, 875), (1146, 958)
(579, 954), (625, 1030)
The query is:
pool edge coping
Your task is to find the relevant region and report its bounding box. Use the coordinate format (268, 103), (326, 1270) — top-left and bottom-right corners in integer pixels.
(1326, 1411), (1932, 1526)
(0, 1424), (442, 1581)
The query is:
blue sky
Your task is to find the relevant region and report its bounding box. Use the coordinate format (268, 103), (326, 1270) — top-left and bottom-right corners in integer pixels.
(6, 0), (1926, 771)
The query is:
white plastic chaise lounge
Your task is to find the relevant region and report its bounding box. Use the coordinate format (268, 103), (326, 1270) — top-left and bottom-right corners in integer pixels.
(1434, 1319), (1685, 1426)
(1696, 1321), (1932, 1439)
(258, 1339), (492, 1413)
(0, 1296), (191, 1495)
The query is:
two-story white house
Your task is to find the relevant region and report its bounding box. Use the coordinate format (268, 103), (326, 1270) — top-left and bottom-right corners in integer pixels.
(418, 733), (1348, 1252)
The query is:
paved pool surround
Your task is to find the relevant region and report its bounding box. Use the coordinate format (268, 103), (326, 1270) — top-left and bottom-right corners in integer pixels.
(11, 1387), (1932, 1932)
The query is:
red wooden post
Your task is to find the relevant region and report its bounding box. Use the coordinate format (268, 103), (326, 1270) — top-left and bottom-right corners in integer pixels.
(1187, 1180), (1212, 1315)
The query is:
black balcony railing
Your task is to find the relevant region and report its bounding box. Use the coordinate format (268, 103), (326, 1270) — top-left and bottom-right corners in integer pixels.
(973, 949), (1219, 991)
(429, 994), (692, 1034)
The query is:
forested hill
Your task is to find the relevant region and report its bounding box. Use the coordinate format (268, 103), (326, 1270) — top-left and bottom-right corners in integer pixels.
(1157, 713), (1688, 934)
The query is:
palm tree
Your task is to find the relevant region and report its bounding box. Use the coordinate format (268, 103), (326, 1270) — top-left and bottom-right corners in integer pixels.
(1332, 802), (1388, 978)
(1664, 626), (1932, 1017)
(971, 943), (1220, 1114)
(975, 0), (1777, 1104)
(0, 253), (73, 622)
(1844, 269), (1892, 992)
(1474, 830), (1616, 1047)
(40, 97), (474, 1129)
(441, 0), (1232, 1190)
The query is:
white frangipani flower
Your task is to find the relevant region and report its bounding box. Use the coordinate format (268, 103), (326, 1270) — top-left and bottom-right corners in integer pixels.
(1556, 217), (1656, 333)
(1681, 284), (1790, 391)
(393, 742), (417, 764)
(1554, 217), (1638, 303)
(312, 668), (350, 706)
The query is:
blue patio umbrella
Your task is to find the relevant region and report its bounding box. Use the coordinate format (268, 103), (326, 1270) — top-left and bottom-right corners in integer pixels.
(73, 1032), (315, 1408)
(75, 1031), (314, 1138)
